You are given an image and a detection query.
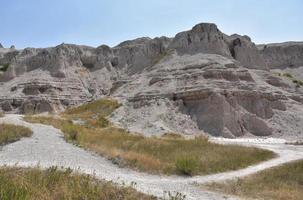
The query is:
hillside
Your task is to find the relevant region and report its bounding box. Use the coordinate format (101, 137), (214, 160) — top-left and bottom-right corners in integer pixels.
(1, 23), (303, 139)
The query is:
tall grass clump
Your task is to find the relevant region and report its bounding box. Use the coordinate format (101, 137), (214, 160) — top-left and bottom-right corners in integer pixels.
(0, 124), (32, 145)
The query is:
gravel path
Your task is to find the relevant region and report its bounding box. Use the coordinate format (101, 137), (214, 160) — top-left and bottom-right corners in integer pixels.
(1, 114), (303, 200)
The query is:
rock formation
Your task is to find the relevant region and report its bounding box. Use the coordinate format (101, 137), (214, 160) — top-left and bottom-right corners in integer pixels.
(1, 23), (303, 139)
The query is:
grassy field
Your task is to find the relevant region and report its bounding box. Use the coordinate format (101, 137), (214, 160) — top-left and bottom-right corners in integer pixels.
(24, 99), (275, 176)
(0, 167), (155, 200)
(0, 124), (33, 145)
(204, 160), (303, 200)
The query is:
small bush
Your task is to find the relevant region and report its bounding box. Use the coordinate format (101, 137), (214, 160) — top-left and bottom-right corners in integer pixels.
(0, 63), (10, 72)
(293, 79), (303, 87)
(175, 156), (199, 176)
(88, 116), (109, 128)
(62, 123), (79, 141)
(283, 73), (293, 79)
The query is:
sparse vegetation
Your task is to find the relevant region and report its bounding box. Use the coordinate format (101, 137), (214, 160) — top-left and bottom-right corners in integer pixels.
(152, 49), (174, 66)
(0, 124), (33, 146)
(276, 72), (303, 87)
(282, 72), (293, 79)
(0, 112), (4, 118)
(24, 98), (275, 176)
(63, 98), (120, 128)
(0, 166), (155, 200)
(204, 160), (303, 200)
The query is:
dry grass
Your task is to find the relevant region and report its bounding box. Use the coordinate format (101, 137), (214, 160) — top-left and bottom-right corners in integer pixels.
(0, 124), (33, 146)
(204, 160), (303, 200)
(24, 98), (275, 176)
(0, 166), (155, 200)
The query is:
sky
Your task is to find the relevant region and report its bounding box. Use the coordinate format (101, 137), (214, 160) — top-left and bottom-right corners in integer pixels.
(0, 0), (302, 49)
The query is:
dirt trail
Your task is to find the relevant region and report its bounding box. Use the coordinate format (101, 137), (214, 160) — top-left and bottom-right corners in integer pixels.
(1, 114), (303, 200)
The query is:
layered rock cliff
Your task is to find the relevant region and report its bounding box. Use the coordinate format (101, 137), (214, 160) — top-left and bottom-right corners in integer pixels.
(1, 23), (303, 139)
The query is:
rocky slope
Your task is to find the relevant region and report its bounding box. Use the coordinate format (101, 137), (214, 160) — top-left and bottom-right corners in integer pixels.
(1, 23), (303, 139)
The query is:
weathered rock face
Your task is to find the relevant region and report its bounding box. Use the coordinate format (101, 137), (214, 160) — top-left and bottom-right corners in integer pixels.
(1, 22), (303, 139)
(113, 37), (171, 74)
(170, 23), (232, 57)
(227, 35), (267, 69)
(111, 52), (300, 138)
(259, 42), (303, 69)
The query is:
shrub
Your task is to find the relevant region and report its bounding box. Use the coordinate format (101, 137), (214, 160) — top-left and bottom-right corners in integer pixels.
(293, 79), (303, 87)
(0, 63), (10, 72)
(88, 116), (109, 128)
(283, 73), (293, 78)
(175, 156), (199, 176)
(62, 123), (79, 141)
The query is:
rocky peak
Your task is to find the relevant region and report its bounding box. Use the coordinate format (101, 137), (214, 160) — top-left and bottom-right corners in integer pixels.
(0, 43), (3, 48)
(116, 37), (152, 47)
(191, 23), (220, 33)
(169, 23), (231, 57)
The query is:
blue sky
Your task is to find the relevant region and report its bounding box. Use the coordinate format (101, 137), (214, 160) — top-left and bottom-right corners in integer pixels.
(1, 0), (302, 49)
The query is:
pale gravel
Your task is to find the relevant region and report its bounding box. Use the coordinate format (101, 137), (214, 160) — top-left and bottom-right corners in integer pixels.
(1, 114), (303, 200)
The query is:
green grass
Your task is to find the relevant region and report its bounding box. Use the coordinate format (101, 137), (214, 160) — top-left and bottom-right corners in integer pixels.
(24, 98), (275, 176)
(0, 124), (33, 145)
(0, 167), (155, 200)
(204, 160), (303, 200)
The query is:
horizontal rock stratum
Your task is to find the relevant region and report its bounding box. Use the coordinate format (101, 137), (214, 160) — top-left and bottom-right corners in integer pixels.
(1, 23), (303, 139)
